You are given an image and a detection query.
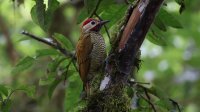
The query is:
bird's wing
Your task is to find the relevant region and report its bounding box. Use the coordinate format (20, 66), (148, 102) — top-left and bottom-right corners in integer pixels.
(76, 33), (93, 85)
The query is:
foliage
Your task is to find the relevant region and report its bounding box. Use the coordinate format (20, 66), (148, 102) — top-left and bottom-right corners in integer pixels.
(0, 84), (35, 112)
(31, 0), (59, 32)
(0, 0), (200, 111)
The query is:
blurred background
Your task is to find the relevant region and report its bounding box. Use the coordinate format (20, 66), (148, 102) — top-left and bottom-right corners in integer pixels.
(0, 0), (200, 112)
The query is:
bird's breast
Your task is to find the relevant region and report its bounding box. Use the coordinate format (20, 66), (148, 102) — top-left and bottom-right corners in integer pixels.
(90, 32), (106, 69)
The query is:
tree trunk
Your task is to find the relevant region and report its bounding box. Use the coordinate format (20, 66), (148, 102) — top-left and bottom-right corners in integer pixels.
(83, 0), (165, 111)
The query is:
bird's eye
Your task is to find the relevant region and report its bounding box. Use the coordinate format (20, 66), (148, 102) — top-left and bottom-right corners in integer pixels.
(91, 21), (95, 25)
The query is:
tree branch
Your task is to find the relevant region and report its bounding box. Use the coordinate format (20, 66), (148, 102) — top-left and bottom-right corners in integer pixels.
(86, 0), (165, 111)
(21, 31), (74, 58)
(114, 0), (164, 80)
(89, 0), (102, 18)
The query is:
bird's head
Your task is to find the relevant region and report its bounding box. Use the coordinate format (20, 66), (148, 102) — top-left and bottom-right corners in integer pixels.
(82, 18), (109, 32)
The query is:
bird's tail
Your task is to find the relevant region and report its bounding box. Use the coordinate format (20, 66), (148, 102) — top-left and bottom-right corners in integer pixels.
(80, 82), (90, 99)
(85, 82), (90, 97)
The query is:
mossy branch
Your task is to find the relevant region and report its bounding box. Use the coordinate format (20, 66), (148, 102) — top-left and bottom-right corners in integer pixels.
(84, 0), (165, 111)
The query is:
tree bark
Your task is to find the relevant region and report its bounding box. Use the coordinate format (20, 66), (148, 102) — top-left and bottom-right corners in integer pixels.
(84, 0), (165, 111)
(0, 15), (18, 64)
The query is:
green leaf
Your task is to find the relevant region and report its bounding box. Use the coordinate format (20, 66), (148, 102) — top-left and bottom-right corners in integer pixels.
(12, 56), (35, 74)
(30, 5), (39, 25)
(97, 0), (116, 13)
(17, 37), (30, 42)
(64, 70), (75, 79)
(84, 0), (98, 15)
(48, 78), (62, 98)
(47, 56), (66, 73)
(147, 86), (173, 110)
(15, 85), (36, 98)
(175, 0), (185, 14)
(35, 0), (46, 29)
(147, 31), (167, 46)
(1, 99), (11, 112)
(77, 0), (116, 24)
(54, 33), (74, 50)
(157, 8), (183, 28)
(36, 49), (60, 58)
(0, 85), (8, 97)
(58, 58), (71, 68)
(66, 74), (82, 111)
(100, 4), (127, 29)
(31, 0), (60, 31)
(31, 0), (46, 31)
(39, 76), (55, 86)
(155, 100), (171, 111)
(77, 7), (88, 24)
(147, 25), (167, 46)
(0, 94), (2, 101)
(154, 16), (167, 32)
(45, 0), (60, 30)
(48, 66), (74, 99)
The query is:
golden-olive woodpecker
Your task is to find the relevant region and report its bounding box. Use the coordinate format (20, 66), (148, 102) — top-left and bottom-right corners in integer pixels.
(76, 18), (109, 96)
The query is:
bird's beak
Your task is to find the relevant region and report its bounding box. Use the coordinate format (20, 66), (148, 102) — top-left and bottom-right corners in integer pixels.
(99, 20), (110, 25)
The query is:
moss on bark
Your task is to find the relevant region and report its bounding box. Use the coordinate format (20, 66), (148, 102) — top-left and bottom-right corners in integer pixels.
(82, 84), (130, 112)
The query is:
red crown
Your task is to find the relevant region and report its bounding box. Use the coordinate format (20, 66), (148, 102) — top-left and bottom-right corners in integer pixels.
(82, 18), (95, 26)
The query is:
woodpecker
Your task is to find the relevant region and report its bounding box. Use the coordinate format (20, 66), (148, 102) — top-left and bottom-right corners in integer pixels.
(76, 18), (109, 96)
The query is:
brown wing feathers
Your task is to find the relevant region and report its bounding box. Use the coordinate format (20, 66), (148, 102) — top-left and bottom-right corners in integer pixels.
(76, 33), (93, 86)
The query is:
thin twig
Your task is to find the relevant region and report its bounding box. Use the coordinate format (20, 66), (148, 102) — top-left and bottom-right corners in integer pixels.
(21, 31), (79, 82)
(128, 80), (150, 86)
(63, 58), (74, 84)
(21, 31), (56, 48)
(142, 86), (156, 112)
(94, 13), (111, 43)
(5, 89), (25, 104)
(72, 60), (78, 72)
(21, 30), (74, 58)
(169, 99), (182, 112)
(139, 94), (157, 112)
(144, 87), (151, 100)
(89, 0), (102, 18)
(70, 55), (78, 72)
